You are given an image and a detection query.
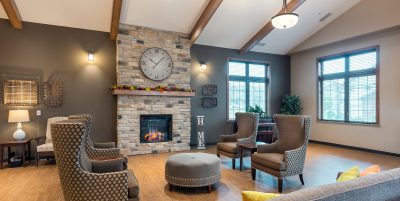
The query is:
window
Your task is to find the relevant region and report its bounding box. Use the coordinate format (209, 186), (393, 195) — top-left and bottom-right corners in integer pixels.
(228, 60), (269, 120)
(317, 47), (379, 124)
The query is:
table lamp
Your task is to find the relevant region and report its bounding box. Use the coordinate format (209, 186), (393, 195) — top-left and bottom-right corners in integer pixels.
(8, 110), (30, 140)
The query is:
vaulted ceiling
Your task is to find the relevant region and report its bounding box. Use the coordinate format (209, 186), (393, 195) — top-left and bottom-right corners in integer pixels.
(0, 0), (364, 55)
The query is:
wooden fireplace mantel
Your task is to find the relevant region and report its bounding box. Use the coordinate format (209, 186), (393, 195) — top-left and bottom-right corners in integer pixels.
(112, 89), (196, 97)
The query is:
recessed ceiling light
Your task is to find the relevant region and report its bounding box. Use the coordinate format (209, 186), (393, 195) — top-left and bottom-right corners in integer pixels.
(256, 43), (266, 47)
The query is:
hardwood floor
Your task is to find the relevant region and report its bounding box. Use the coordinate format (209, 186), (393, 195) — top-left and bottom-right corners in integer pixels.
(1, 143), (400, 201)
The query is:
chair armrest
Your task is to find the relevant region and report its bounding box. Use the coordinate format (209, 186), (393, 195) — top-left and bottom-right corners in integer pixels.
(220, 134), (236, 142)
(283, 145), (307, 176)
(257, 143), (277, 153)
(33, 136), (46, 146)
(94, 142), (116, 149)
(92, 158), (124, 173)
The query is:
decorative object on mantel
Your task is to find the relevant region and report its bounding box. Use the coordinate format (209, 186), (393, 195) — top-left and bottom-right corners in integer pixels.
(8, 110), (30, 141)
(202, 84), (217, 96)
(43, 82), (63, 107)
(111, 85), (195, 97)
(196, 116), (206, 150)
(201, 97), (217, 108)
(3, 80), (38, 106)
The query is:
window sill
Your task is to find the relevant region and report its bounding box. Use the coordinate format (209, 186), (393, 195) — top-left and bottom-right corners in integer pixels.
(317, 120), (380, 127)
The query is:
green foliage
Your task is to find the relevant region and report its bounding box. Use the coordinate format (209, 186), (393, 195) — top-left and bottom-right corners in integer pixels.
(247, 105), (271, 119)
(280, 95), (302, 115)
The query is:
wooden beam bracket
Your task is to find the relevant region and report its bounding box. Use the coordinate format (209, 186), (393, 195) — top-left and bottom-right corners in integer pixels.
(0, 0), (23, 29)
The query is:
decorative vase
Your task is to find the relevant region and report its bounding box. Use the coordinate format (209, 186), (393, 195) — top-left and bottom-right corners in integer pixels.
(13, 122), (26, 141)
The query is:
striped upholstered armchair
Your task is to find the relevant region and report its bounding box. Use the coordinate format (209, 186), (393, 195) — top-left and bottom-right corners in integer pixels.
(51, 118), (139, 201)
(251, 114), (311, 192)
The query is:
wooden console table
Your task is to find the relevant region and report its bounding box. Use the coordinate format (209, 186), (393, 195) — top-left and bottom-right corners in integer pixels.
(0, 138), (32, 169)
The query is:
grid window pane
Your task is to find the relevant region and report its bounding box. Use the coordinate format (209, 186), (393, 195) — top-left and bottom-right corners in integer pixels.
(249, 64), (265, 77)
(322, 58), (345, 75)
(350, 52), (376, 71)
(318, 48), (378, 124)
(322, 79), (345, 121)
(229, 62), (246, 76)
(229, 81), (246, 120)
(249, 82), (266, 112)
(349, 76), (376, 123)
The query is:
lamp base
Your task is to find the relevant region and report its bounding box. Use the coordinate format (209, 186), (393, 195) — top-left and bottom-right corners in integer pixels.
(13, 122), (26, 141)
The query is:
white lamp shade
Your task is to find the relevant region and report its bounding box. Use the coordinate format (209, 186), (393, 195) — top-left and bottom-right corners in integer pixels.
(271, 13), (299, 29)
(8, 110), (30, 123)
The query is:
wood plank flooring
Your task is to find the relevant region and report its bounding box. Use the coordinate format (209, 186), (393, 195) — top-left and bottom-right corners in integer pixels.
(0, 143), (399, 201)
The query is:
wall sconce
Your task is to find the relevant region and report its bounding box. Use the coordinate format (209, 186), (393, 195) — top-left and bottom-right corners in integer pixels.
(200, 62), (207, 72)
(88, 52), (95, 62)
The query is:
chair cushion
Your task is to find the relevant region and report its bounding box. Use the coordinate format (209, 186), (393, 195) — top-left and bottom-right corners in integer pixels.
(128, 169), (140, 198)
(92, 158), (124, 173)
(217, 142), (238, 154)
(251, 153), (285, 171)
(37, 143), (54, 152)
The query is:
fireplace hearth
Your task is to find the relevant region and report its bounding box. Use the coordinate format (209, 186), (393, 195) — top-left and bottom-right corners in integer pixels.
(140, 114), (172, 143)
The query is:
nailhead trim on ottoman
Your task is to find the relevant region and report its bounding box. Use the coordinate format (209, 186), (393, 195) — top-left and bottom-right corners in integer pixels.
(165, 153), (221, 188)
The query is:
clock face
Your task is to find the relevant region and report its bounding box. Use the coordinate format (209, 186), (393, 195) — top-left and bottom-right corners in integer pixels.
(140, 48), (173, 81)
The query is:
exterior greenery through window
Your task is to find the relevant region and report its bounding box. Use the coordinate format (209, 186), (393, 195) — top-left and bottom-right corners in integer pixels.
(317, 47), (379, 124)
(228, 60), (269, 120)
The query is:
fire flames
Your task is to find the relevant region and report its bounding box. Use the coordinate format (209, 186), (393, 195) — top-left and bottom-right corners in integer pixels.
(144, 132), (163, 142)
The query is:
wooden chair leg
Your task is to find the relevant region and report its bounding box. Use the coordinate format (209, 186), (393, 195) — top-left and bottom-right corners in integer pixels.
(278, 178), (283, 193)
(299, 174), (304, 185)
(169, 183), (173, 191)
(207, 185), (212, 193)
(36, 156), (39, 167)
(251, 168), (256, 180)
(232, 158), (235, 169)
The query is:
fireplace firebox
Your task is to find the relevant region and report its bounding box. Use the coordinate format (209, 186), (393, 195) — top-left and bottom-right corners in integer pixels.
(140, 114), (172, 143)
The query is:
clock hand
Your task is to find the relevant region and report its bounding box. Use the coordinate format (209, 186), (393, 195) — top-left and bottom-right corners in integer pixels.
(153, 57), (165, 69)
(149, 59), (157, 65)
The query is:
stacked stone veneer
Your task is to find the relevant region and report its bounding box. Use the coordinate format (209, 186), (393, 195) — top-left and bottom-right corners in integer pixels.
(116, 24), (191, 155)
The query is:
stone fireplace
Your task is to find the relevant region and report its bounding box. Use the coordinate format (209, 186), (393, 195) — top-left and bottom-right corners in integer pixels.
(116, 24), (192, 155)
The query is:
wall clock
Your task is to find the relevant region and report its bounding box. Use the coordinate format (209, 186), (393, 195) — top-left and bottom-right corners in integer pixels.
(140, 47), (173, 81)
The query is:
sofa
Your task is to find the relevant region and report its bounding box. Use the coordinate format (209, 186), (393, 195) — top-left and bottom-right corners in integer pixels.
(269, 167), (400, 200)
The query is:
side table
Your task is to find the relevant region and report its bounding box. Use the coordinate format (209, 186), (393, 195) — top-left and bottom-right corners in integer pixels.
(238, 141), (265, 171)
(0, 138), (32, 169)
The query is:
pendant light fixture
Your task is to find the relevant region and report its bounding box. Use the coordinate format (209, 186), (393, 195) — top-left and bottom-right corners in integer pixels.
(271, 0), (299, 29)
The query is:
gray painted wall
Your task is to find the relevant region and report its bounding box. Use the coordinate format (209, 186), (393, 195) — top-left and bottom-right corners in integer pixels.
(190, 44), (290, 144)
(0, 20), (117, 149)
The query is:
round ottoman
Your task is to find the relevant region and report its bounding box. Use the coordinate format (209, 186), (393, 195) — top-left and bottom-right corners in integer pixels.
(165, 153), (221, 192)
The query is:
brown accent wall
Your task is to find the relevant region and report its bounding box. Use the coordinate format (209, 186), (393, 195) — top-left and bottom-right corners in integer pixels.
(0, 19), (117, 148)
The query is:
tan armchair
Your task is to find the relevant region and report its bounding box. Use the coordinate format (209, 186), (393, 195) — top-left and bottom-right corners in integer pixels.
(251, 114), (311, 192)
(217, 112), (259, 169)
(51, 118), (139, 201)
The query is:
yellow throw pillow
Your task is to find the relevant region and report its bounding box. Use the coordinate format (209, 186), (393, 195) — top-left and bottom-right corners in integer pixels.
(360, 165), (381, 177)
(336, 166), (360, 182)
(242, 191), (280, 201)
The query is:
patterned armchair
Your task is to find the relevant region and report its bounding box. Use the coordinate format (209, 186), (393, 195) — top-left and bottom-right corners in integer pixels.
(216, 112), (259, 169)
(68, 114), (127, 169)
(251, 114), (311, 192)
(51, 119), (139, 201)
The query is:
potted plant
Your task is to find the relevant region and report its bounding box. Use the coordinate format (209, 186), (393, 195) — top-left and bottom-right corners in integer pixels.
(280, 95), (302, 115)
(247, 105), (273, 123)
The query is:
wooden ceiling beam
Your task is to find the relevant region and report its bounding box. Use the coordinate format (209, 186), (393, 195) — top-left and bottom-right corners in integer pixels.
(0, 0), (23, 29)
(240, 0), (306, 55)
(190, 0), (223, 44)
(110, 0), (123, 40)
